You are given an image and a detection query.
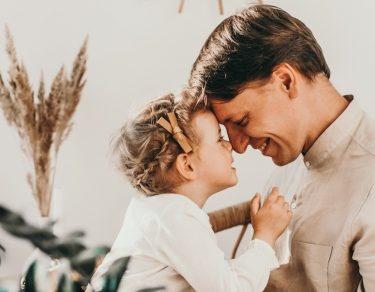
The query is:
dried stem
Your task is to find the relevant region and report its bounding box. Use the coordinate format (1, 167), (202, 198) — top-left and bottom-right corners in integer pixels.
(0, 27), (88, 217)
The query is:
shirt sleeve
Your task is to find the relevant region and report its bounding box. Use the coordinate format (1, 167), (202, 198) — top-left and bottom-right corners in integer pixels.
(352, 185), (375, 291)
(152, 208), (279, 292)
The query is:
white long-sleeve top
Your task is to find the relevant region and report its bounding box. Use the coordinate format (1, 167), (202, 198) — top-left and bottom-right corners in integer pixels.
(90, 193), (279, 292)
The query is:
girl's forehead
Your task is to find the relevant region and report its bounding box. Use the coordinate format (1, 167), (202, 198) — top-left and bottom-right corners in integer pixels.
(191, 110), (220, 138)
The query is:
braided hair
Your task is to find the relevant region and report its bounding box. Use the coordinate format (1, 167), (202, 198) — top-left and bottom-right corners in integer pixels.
(111, 92), (205, 195)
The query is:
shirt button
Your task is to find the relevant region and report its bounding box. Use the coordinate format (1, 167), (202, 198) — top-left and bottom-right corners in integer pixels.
(305, 161), (311, 168)
(291, 202), (297, 209)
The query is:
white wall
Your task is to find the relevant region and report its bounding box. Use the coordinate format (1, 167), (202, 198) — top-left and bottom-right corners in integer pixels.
(1, 0), (374, 280)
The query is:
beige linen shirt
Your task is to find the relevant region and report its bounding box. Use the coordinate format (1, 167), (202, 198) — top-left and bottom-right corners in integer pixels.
(265, 96), (375, 291)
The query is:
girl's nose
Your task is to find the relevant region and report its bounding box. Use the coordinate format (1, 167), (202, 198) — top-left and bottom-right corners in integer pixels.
(224, 140), (233, 151)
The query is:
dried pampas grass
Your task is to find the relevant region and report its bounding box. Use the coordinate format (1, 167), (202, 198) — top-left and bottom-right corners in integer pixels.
(0, 26), (87, 217)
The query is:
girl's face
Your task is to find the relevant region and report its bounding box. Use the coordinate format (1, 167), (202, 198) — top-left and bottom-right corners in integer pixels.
(191, 110), (238, 193)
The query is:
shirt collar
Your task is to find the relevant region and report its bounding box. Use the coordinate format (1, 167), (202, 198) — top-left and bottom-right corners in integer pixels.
(303, 95), (364, 169)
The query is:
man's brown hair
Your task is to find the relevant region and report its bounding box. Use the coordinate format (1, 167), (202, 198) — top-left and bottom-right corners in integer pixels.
(188, 4), (330, 100)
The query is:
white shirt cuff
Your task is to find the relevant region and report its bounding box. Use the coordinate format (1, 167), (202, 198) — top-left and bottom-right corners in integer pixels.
(248, 239), (280, 270)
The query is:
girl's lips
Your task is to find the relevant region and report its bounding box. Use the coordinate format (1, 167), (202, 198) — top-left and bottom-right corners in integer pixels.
(230, 157), (236, 169)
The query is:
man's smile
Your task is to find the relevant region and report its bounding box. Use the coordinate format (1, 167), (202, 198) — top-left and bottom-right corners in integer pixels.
(250, 137), (270, 153)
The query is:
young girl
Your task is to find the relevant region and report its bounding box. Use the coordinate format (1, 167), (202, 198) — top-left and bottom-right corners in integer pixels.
(90, 93), (292, 291)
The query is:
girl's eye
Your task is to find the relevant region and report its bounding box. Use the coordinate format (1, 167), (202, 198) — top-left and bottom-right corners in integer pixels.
(218, 135), (224, 142)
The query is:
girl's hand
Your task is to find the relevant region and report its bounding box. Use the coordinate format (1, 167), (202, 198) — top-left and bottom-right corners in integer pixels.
(250, 187), (292, 248)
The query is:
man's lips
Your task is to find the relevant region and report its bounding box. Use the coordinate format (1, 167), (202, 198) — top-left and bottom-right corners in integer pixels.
(251, 137), (270, 152)
(258, 138), (270, 152)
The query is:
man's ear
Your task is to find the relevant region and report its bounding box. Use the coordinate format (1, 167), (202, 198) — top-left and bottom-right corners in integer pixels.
(175, 153), (197, 181)
(273, 63), (297, 99)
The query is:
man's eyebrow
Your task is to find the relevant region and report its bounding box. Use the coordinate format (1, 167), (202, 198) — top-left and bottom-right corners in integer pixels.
(223, 113), (245, 125)
(222, 117), (232, 124)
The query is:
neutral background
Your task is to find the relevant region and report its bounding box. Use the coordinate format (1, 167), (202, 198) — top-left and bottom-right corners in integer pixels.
(1, 0), (374, 279)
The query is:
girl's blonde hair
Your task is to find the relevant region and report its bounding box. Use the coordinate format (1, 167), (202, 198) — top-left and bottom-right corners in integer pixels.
(111, 92), (205, 196)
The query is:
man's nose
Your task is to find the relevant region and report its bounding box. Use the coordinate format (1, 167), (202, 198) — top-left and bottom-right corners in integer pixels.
(226, 126), (249, 154)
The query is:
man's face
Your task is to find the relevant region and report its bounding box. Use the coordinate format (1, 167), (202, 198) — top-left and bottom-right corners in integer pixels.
(211, 78), (307, 166)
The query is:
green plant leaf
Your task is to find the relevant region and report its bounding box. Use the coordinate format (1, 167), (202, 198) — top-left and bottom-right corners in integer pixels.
(70, 246), (110, 283)
(0, 243), (5, 265)
(137, 287), (166, 292)
(0, 205), (26, 226)
(101, 257), (131, 292)
(0, 205), (86, 259)
(57, 274), (68, 292)
(64, 230), (85, 240)
(20, 261), (37, 292)
(56, 273), (85, 292)
(1, 223), (55, 242)
(0, 205), (161, 292)
(0, 205), (56, 247)
(39, 237), (86, 259)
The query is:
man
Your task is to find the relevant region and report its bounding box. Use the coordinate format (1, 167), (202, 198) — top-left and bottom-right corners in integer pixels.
(188, 4), (375, 291)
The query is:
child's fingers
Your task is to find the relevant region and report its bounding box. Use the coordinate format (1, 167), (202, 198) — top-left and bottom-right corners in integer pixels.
(264, 187), (279, 206)
(250, 193), (261, 217)
(275, 195), (286, 205)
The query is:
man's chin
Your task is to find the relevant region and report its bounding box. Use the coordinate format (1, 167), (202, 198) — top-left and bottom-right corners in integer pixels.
(271, 154), (298, 166)
(273, 160), (288, 166)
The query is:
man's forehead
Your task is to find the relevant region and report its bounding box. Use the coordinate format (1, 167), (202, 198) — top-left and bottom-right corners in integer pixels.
(210, 100), (236, 124)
